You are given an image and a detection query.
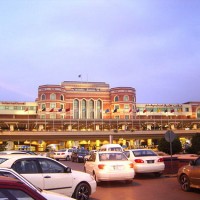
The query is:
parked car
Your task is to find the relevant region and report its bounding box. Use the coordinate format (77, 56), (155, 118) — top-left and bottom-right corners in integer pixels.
(84, 150), (97, 162)
(0, 150), (37, 155)
(71, 149), (89, 163)
(84, 151), (135, 184)
(99, 144), (123, 152)
(0, 154), (96, 200)
(0, 167), (75, 200)
(124, 149), (165, 177)
(0, 176), (47, 200)
(53, 148), (73, 161)
(177, 156), (200, 191)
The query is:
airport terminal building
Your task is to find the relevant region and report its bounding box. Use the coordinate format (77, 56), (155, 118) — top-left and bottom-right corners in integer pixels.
(0, 81), (200, 151)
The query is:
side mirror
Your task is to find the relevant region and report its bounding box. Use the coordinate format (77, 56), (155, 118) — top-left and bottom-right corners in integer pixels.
(65, 167), (72, 173)
(189, 160), (195, 166)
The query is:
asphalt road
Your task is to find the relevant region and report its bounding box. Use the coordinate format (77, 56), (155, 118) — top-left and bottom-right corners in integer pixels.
(60, 160), (200, 200)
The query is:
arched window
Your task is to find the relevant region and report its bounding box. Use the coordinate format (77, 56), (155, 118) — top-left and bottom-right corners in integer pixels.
(97, 100), (102, 119)
(89, 100), (94, 119)
(123, 95), (129, 101)
(114, 96), (119, 102)
(41, 94), (46, 100)
(60, 95), (64, 101)
(197, 108), (200, 119)
(82, 99), (87, 119)
(74, 99), (79, 119)
(50, 93), (56, 100)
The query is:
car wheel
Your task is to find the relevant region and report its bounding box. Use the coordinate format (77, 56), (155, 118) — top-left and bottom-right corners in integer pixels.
(73, 182), (90, 200)
(65, 156), (69, 161)
(125, 179), (133, 184)
(154, 172), (162, 177)
(93, 172), (100, 185)
(180, 174), (191, 192)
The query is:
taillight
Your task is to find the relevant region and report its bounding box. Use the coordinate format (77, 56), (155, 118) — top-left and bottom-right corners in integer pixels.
(129, 163), (134, 168)
(98, 164), (105, 169)
(134, 159), (144, 163)
(158, 158), (164, 162)
(61, 153), (65, 155)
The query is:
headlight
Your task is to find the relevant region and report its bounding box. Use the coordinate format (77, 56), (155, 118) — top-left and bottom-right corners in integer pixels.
(78, 155), (83, 158)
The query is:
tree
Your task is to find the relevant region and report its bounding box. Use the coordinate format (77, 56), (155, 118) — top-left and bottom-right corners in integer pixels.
(158, 137), (182, 155)
(187, 133), (200, 154)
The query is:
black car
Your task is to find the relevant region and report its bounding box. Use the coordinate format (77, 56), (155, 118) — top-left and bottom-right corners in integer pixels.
(71, 149), (89, 163)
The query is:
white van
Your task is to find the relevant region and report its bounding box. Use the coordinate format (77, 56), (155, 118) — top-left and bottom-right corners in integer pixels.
(99, 144), (123, 152)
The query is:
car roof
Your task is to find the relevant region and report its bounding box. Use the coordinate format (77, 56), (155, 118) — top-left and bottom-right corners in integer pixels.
(0, 176), (24, 185)
(0, 154), (43, 159)
(97, 151), (123, 154)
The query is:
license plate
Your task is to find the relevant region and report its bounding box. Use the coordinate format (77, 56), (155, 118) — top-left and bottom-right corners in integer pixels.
(112, 165), (124, 170)
(147, 160), (154, 163)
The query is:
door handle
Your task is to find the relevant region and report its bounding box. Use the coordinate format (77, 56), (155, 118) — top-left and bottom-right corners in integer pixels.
(44, 176), (51, 178)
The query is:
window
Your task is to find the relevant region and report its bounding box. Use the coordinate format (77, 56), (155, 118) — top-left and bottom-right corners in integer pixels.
(50, 93), (56, 100)
(60, 95), (64, 101)
(114, 96), (119, 102)
(41, 94), (46, 100)
(125, 115), (129, 119)
(50, 114), (56, 119)
(39, 159), (65, 173)
(74, 99), (79, 119)
(0, 188), (34, 200)
(50, 103), (56, 109)
(89, 100), (94, 119)
(12, 160), (39, 174)
(123, 95), (129, 101)
(97, 100), (102, 119)
(185, 107), (189, 112)
(82, 99), (87, 119)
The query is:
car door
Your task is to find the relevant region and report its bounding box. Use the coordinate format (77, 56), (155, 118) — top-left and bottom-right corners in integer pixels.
(85, 153), (96, 175)
(38, 158), (73, 196)
(189, 157), (200, 186)
(12, 159), (44, 189)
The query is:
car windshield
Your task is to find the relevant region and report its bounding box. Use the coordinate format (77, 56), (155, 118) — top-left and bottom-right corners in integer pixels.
(77, 149), (89, 154)
(0, 158), (8, 164)
(99, 153), (128, 161)
(57, 149), (67, 152)
(132, 150), (157, 157)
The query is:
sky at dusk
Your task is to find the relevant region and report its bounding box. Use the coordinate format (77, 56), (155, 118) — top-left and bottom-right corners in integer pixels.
(0, 0), (200, 104)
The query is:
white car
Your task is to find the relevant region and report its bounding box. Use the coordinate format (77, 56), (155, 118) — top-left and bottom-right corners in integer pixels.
(0, 154), (96, 200)
(124, 149), (165, 177)
(84, 151), (135, 184)
(53, 149), (73, 161)
(0, 167), (75, 200)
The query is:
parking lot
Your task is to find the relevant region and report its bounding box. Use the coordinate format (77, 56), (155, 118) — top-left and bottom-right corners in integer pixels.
(61, 160), (200, 200)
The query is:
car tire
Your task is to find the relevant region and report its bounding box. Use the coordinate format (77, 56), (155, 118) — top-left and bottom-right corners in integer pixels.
(180, 174), (191, 192)
(73, 182), (90, 200)
(154, 172), (162, 177)
(125, 179), (133, 184)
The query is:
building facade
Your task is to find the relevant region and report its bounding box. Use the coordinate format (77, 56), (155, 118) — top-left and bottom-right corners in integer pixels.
(0, 81), (200, 151)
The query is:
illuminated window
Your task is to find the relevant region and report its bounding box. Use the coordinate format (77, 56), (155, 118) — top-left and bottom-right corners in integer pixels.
(50, 93), (56, 100)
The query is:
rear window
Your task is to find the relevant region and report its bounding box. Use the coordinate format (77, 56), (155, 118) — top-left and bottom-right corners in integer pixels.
(132, 150), (157, 157)
(0, 158), (8, 164)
